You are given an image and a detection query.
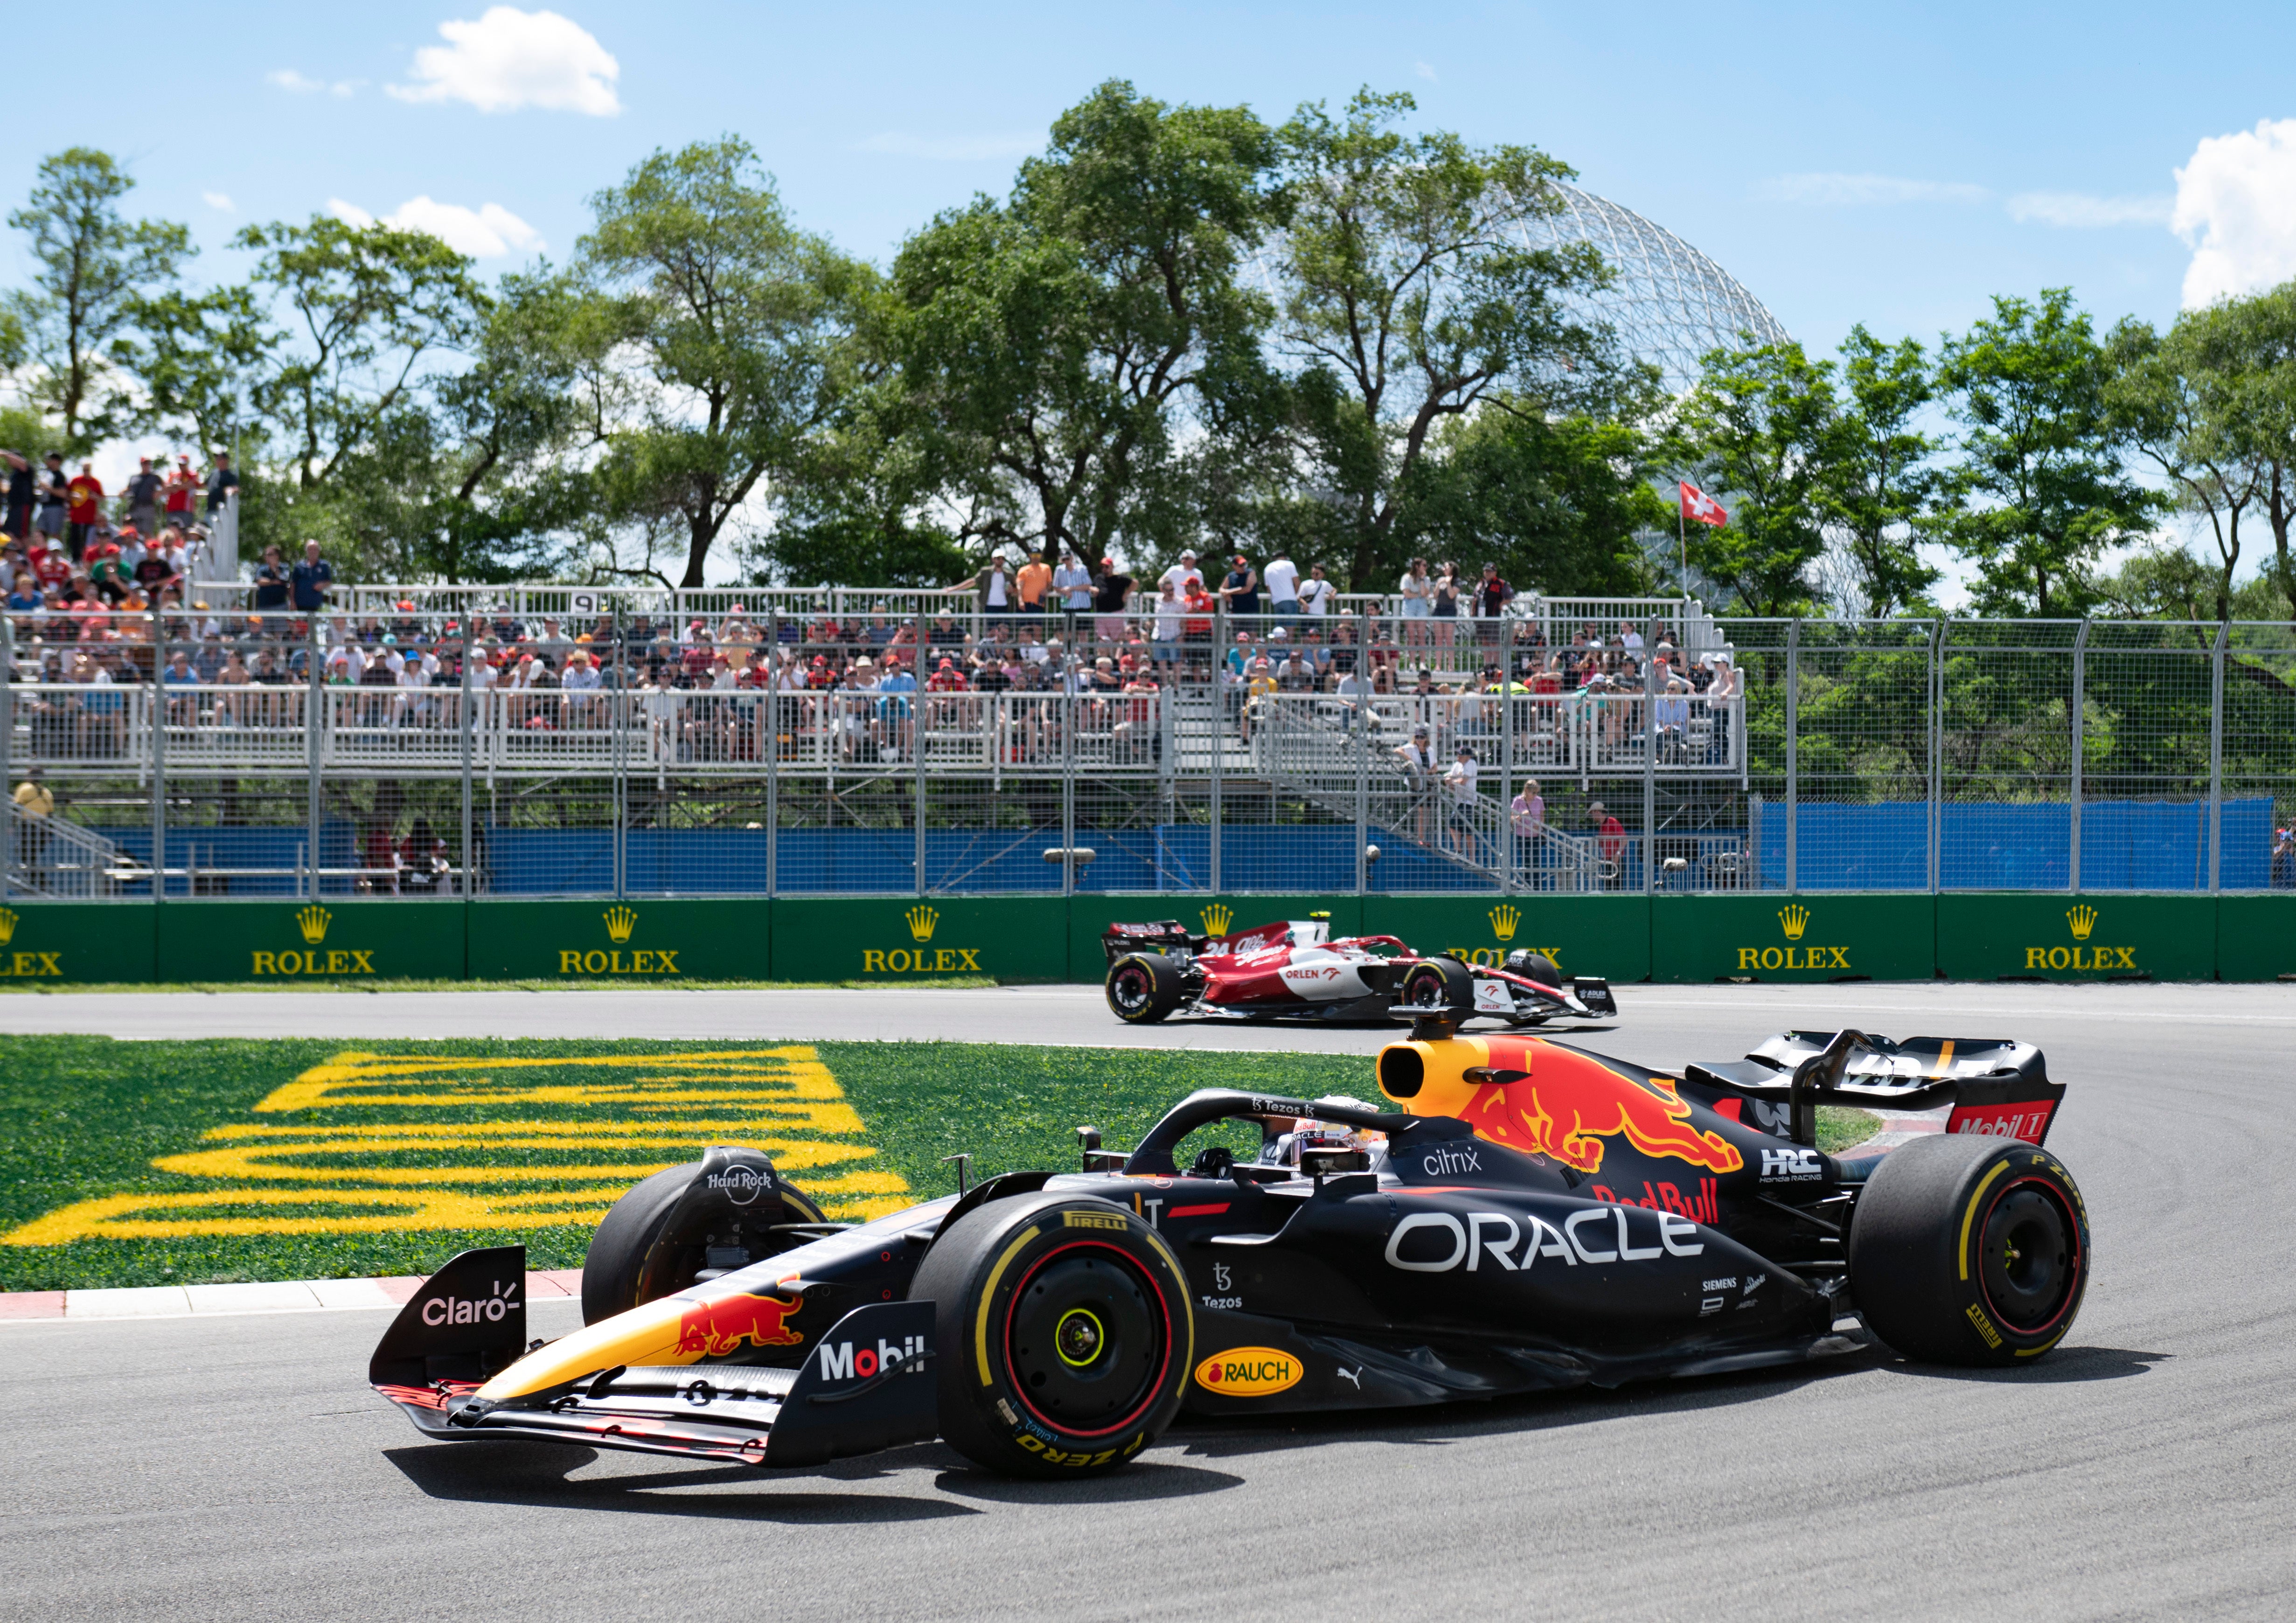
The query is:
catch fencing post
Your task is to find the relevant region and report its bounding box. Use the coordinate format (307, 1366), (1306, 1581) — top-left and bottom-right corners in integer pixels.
(1784, 618), (1799, 895)
(459, 613), (474, 898)
(1927, 620), (1943, 893)
(1209, 606), (1224, 894)
(2208, 620), (2227, 893)
(1500, 630), (1515, 895)
(765, 609), (778, 899)
(306, 613), (324, 897)
(2069, 620), (2087, 894)
(1642, 613), (1658, 894)
(0, 607), (13, 899)
(1061, 666), (1077, 899)
(151, 613), (167, 901)
(914, 613), (928, 898)
(1356, 667), (1370, 896)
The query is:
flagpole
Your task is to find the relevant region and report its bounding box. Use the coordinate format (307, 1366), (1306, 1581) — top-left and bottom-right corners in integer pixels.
(1677, 486), (1687, 596)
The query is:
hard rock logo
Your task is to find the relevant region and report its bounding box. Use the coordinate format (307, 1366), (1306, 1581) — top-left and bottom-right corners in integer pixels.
(559, 904), (680, 975)
(1200, 903), (1234, 936)
(2025, 904), (2134, 972)
(1736, 903), (1849, 972)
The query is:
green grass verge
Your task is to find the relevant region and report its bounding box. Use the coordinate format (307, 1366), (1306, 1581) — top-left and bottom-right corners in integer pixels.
(0, 1034), (1878, 1293)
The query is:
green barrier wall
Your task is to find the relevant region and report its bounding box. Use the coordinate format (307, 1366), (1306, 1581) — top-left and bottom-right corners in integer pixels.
(0, 894), (2264, 985)
(0, 901), (154, 983)
(1362, 895), (1652, 981)
(467, 899), (770, 981)
(2213, 895), (2296, 982)
(776, 895), (1069, 983)
(1936, 893), (2217, 982)
(1649, 893), (1935, 983)
(156, 899), (465, 982)
(1069, 895), (1364, 981)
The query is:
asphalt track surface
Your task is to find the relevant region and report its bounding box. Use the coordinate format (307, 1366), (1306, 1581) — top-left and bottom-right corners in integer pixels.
(4, 982), (2294, 1622)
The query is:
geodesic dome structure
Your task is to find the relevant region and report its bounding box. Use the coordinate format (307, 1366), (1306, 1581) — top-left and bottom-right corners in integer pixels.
(1524, 182), (1792, 394)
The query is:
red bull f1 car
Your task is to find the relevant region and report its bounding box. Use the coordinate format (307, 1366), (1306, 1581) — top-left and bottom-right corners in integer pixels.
(1100, 915), (1618, 1026)
(370, 1024), (2085, 1479)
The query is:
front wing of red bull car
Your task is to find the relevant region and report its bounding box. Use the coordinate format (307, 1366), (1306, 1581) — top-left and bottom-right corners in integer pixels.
(370, 1029), (2085, 1478)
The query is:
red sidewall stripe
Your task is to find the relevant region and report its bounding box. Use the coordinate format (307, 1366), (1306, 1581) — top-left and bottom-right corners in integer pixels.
(1975, 1175), (2084, 1338)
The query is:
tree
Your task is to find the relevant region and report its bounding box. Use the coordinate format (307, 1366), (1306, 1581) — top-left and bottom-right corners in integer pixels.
(887, 81), (1279, 570)
(6, 148), (190, 449)
(1821, 327), (1941, 616)
(1270, 88), (1615, 589)
(1673, 341), (1836, 615)
(580, 136), (868, 588)
(113, 283), (277, 457)
(1935, 289), (2156, 618)
(234, 214), (484, 493)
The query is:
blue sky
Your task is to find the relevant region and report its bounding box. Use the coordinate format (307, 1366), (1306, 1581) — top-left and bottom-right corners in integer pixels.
(20, 1), (2295, 353)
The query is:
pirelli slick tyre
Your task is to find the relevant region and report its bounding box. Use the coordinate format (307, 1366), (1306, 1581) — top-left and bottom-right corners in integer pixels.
(911, 1192), (1193, 1477)
(1399, 957), (1475, 1019)
(1847, 1134), (2089, 1366)
(580, 1152), (827, 1326)
(1105, 953), (1185, 1024)
(1513, 952), (1563, 989)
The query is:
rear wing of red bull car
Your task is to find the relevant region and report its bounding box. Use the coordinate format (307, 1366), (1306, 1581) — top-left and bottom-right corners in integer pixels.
(369, 1247), (936, 1470)
(1677, 1029), (2065, 1149)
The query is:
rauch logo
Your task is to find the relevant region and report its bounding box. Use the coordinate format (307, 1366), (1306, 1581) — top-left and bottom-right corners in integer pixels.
(558, 905), (682, 975)
(1736, 904), (1851, 972)
(0, 906), (63, 979)
(1194, 1347), (1302, 1395)
(252, 906), (376, 976)
(1443, 903), (1562, 970)
(2024, 905), (2136, 972)
(861, 905), (983, 974)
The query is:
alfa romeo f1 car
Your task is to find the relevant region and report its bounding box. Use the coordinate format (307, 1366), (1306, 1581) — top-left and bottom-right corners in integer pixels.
(1100, 915), (1618, 1026)
(370, 1023), (2085, 1479)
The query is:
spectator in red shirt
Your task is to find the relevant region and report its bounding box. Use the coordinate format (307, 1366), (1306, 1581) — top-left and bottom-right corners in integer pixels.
(1589, 800), (1626, 889)
(65, 462), (103, 560)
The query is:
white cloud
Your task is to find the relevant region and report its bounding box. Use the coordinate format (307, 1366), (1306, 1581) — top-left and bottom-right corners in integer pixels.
(269, 67), (356, 96)
(2172, 118), (2296, 308)
(1416, 61), (1438, 81)
(387, 7), (619, 115)
(202, 191), (235, 213)
(857, 131), (1039, 162)
(1760, 172), (1991, 206)
(328, 195), (544, 258)
(2007, 191), (2172, 228)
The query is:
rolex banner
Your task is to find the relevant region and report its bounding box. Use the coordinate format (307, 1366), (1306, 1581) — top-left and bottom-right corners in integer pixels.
(466, 899), (769, 981)
(1648, 893), (1934, 983)
(1934, 893), (2216, 982)
(154, 900), (460, 982)
(0, 902), (157, 983)
(1360, 896), (1652, 982)
(777, 896), (1069, 984)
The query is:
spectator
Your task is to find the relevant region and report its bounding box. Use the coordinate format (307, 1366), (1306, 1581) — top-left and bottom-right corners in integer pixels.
(1182, 576), (1215, 655)
(1589, 800), (1626, 888)
(1017, 550), (1052, 620)
(1619, 619), (1645, 656)
(7, 571), (40, 613)
(1443, 743), (1479, 859)
(290, 540), (335, 613)
(1396, 723), (1437, 845)
(1054, 550), (1093, 616)
(0, 447), (30, 542)
(1150, 579), (1183, 673)
(2271, 826), (2296, 889)
(1298, 562), (1336, 619)
(252, 544), (290, 611)
(962, 551), (1016, 616)
(1705, 654), (1739, 764)
(65, 461), (104, 560)
(163, 454), (197, 532)
(34, 452), (68, 546)
(399, 817), (451, 894)
(1472, 561), (1513, 657)
(205, 449), (239, 516)
(1511, 779), (1545, 886)
(1158, 548), (1201, 598)
(1655, 677), (1690, 762)
(1429, 562), (1460, 652)
(1219, 553), (1259, 619)
(1398, 556), (1431, 648)
(1092, 556), (1134, 649)
(1263, 547), (1300, 627)
(122, 456), (163, 537)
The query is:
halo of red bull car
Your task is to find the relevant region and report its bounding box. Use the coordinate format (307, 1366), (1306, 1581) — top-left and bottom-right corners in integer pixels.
(373, 1017), (2087, 1479)
(1100, 913), (1620, 1026)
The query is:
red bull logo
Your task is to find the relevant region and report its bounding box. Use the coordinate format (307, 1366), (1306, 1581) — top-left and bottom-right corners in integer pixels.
(675, 1289), (806, 1358)
(1461, 1040), (1743, 1177)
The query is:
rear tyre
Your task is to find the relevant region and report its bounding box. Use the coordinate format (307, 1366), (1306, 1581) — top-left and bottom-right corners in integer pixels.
(1847, 1134), (2088, 1366)
(1105, 953), (1184, 1024)
(580, 1153), (827, 1325)
(1399, 957), (1475, 1019)
(911, 1192), (1192, 1477)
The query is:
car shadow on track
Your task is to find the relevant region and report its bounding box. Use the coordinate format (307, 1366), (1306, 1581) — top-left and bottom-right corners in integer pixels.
(1870, 1344), (2168, 1384)
(386, 1442), (980, 1523)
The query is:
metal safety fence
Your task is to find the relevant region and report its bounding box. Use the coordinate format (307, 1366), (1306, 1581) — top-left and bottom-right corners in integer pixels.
(5, 607), (2292, 901)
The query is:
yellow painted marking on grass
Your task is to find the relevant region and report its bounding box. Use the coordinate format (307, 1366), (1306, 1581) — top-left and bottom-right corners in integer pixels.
(5, 1045), (913, 1244)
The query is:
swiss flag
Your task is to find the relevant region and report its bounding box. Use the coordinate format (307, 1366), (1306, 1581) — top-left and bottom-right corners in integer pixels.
(1679, 481), (1728, 527)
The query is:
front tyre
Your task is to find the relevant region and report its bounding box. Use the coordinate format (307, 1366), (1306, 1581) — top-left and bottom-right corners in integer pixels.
(1847, 1134), (2089, 1366)
(1105, 953), (1185, 1024)
(1399, 957), (1474, 1019)
(911, 1193), (1193, 1477)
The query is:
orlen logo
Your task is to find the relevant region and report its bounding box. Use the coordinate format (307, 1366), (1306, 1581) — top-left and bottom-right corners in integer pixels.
(422, 1277), (520, 1326)
(818, 1333), (927, 1382)
(1194, 1347), (1301, 1395)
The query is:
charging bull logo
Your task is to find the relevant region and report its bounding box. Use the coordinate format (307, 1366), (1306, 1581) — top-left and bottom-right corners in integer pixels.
(675, 1290), (805, 1357)
(1460, 1042), (1742, 1177)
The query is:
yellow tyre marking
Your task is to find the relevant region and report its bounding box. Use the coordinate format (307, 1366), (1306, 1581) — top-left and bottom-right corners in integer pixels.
(975, 1224), (1041, 1386)
(1958, 1161), (2010, 1282)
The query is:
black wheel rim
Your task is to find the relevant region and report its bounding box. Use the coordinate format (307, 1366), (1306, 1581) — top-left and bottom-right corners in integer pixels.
(1402, 969), (1443, 1009)
(1006, 1247), (1165, 1435)
(1109, 963), (1151, 1014)
(1978, 1180), (2078, 1334)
